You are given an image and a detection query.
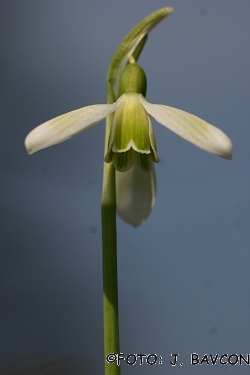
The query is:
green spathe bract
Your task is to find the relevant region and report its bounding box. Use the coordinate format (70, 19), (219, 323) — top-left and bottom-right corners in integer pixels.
(107, 7), (174, 102)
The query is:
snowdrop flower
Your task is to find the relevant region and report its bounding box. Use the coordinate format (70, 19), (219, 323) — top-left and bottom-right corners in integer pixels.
(25, 62), (233, 224)
(25, 63), (232, 160)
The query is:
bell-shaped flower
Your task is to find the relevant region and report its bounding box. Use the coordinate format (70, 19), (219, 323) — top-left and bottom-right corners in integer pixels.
(25, 63), (233, 225)
(25, 92), (233, 159)
(104, 92), (159, 172)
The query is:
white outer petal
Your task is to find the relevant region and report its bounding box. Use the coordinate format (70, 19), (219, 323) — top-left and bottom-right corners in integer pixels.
(24, 103), (118, 154)
(139, 95), (233, 159)
(116, 163), (156, 227)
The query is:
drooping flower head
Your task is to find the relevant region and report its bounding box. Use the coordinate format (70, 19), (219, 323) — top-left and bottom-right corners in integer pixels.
(24, 7), (233, 226)
(105, 63), (159, 172)
(25, 60), (232, 163)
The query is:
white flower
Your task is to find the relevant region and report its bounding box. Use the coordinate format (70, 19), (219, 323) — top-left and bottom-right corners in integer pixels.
(25, 64), (233, 226)
(24, 93), (233, 159)
(25, 92), (233, 160)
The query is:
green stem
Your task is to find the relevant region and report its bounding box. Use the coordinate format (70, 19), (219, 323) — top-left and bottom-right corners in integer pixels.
(101, 8), (174, 374)
(102, 111), (120, 375)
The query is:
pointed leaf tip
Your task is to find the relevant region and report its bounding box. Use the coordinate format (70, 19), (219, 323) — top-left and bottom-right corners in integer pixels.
(107, 7), (174, 101)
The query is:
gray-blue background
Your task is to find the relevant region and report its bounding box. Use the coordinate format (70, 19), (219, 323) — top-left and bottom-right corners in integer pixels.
(1, 1), (249, 374)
